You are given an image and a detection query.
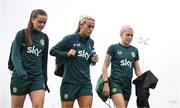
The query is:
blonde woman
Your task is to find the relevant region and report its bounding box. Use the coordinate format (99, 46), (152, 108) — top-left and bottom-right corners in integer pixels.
(50, 16), (98, 108)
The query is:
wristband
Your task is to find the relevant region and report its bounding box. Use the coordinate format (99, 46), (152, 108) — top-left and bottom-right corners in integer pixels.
(103, 80), (109, 84)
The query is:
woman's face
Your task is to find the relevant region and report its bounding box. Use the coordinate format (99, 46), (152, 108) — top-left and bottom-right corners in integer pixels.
(80, 19), (95, 38)
(32, 15), (47, 31)
(121, 28), (133, 46)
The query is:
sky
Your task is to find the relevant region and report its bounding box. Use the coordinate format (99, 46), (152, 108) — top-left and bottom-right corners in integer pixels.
(0, 0), (180, 108)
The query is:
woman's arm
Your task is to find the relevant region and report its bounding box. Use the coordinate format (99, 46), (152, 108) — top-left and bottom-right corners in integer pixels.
(102, 54), (112, 81)
(134, 61), (142, 77)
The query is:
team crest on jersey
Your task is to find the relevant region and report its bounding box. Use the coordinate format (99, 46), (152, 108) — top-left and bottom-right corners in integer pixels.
(131, 52), (136, 58)
(40, 39), (45, 46)
(13, 87), (17, 93)
(64, 93), (69, 99)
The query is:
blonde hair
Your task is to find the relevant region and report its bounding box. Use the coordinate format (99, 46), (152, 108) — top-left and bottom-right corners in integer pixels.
(75, 15), (95, 33)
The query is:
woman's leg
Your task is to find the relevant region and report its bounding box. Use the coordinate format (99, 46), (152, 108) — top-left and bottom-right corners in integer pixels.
(111, 93), (126, 108)
(29, 90), (45, 108)
(61, 101), (74, 108)
(11, 95), (26, 108)
(125, 100), (129, 108)
(78, 95), (93, 108)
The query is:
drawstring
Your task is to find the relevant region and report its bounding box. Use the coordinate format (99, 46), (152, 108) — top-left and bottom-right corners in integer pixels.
(104, 98), (112, 108)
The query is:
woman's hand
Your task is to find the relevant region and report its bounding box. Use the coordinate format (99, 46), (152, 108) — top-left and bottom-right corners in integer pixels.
(102, 83), (110, 97)
(68, 49), (76, 57)
(91, 54), (99, 63)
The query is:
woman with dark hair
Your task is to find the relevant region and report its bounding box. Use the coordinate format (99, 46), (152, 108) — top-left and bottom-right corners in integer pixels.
(10, 9), (49, 108)
(50, 15), (98, 108)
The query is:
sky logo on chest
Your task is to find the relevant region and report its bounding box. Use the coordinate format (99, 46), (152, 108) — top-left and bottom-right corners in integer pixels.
(27, 45), (42, 56)
(120, 58), (133, 68)
(77, 50), (90, 60)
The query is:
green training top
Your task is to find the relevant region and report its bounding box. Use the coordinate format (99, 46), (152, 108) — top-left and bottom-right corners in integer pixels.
(11, 29), (49, 83)
(107, 43), (139, 87)
(50, 33), (94, 84)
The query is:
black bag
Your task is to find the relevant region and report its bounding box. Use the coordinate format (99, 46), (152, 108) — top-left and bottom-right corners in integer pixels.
(54, 35), (78, 77)
(54, 57), (65, 77)
(8, 44), (14, 71)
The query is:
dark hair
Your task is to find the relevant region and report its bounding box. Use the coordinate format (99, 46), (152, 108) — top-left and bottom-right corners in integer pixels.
(75, 15), (95, 33)
(25, 9), (47, 45)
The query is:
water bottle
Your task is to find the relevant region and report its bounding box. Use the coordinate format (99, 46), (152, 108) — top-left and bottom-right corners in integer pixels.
(90, 48), (96, 66)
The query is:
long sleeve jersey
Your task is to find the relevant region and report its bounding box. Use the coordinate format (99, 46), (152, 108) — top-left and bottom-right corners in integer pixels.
(50, 33), (94, 84)
(11, 29), (49, 85)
